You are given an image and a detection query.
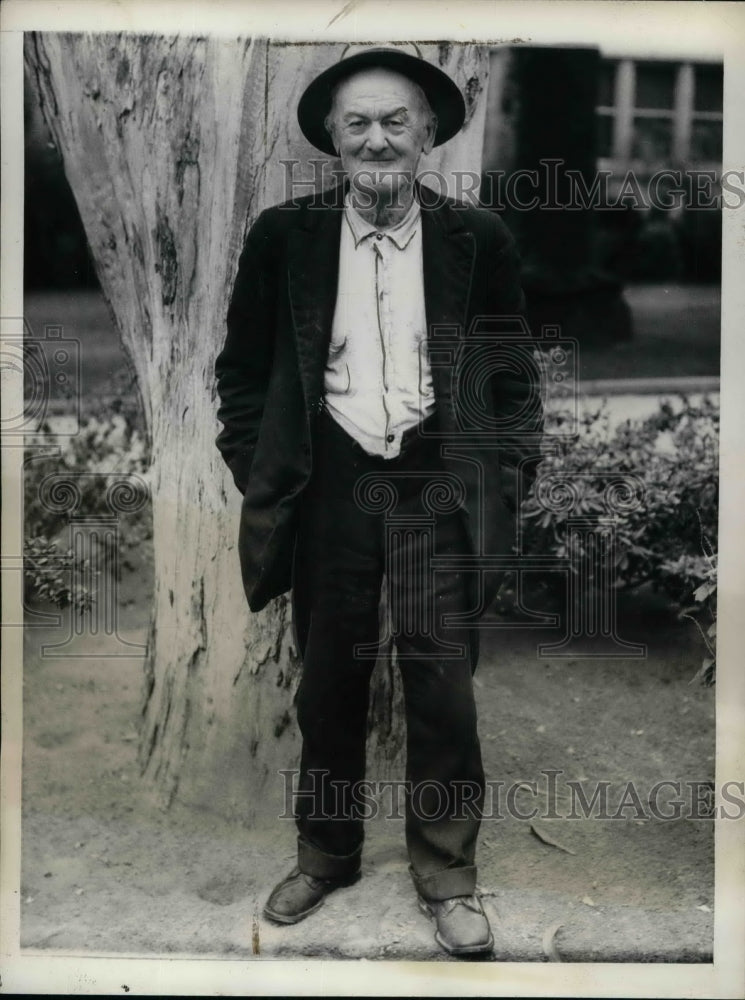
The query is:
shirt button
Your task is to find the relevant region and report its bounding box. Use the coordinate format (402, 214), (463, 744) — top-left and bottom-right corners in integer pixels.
(386, 433), (395, 443)
(376, 233), (383, 240)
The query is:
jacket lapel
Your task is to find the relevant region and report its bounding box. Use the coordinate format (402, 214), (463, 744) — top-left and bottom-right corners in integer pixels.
(287, 189), (344, 418)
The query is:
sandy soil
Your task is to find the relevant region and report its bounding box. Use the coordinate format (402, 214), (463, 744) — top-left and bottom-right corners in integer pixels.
(17, 546), (715, 964)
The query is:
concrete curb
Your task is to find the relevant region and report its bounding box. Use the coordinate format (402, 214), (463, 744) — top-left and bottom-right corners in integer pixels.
(38, 377), (721, 422)
(580, 376), (719, 397)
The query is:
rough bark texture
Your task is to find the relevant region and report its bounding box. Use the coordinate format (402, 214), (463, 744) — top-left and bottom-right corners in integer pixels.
(25, 34), (488, 824)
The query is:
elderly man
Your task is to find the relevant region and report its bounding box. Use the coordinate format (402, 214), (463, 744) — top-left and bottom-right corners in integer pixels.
(215, 44), (542, 957)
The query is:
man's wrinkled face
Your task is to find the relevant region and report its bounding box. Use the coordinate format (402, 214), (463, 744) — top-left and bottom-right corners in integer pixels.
(325, 67), (437, 206)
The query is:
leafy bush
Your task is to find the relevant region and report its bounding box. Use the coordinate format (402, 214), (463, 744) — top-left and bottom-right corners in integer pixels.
(25, 413), (149, 533)
(663, 549), (717, 686)
(520, 395), (718, 681)
(24, 535), (94, 612)
(24, 409), (151, 612)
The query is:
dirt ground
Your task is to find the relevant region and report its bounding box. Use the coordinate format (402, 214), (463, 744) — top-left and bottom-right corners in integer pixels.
(18, 550), (715, 963)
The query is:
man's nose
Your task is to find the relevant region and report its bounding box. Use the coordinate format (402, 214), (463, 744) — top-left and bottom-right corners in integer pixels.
(364, 121), (389, 153)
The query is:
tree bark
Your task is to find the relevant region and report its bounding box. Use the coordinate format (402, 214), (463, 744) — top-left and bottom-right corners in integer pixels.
(25, 33), (488, 824)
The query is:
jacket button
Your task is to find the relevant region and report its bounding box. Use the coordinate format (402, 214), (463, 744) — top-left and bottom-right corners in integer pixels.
(386, 433), (395, 443)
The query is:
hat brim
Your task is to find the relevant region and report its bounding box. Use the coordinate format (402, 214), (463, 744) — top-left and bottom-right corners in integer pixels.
(297, 48), (466, 156)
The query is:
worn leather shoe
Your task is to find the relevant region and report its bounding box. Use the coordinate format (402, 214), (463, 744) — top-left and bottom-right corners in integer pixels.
(418, 893), (494, 956)
(263, 866), (361, 925)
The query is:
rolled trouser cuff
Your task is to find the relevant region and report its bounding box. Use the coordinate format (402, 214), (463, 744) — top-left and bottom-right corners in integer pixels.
(297, 836), (362, 880)
(410, 863), (477, 902)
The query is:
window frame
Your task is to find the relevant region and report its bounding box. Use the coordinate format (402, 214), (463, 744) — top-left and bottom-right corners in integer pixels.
(596, 57), (722, 174)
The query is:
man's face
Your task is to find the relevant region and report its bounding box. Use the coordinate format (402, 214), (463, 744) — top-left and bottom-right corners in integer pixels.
(326, 67), (436, 207)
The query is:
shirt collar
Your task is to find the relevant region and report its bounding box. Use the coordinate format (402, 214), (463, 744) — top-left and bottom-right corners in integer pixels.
(344, 191), (421, 251)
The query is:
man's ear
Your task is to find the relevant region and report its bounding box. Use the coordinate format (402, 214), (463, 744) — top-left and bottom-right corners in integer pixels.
(324, 114), (340, 156)
(422, 115), (437, 155)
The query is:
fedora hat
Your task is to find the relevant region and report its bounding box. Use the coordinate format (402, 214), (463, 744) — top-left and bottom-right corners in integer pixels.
(297, 43), (466, 156)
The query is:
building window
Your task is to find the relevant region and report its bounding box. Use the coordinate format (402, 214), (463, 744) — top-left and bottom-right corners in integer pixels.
(597, 58), (722, 171)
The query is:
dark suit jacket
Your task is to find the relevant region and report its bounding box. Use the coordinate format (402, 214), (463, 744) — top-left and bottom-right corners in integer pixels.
(215, 183), (544, 613)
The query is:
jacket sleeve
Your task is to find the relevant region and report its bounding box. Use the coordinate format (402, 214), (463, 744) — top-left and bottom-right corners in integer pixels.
(215, 209), (277, 495)
(487, 225), (545, 511)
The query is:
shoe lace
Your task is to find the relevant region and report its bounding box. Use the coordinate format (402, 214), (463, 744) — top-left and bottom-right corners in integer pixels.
(440, 895), (483, 915)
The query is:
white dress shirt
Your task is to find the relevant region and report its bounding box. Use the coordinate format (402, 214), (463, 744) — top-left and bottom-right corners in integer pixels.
(323, 193), (435, 458)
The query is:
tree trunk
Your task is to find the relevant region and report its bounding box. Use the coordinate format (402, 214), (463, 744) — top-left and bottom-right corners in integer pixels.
(25, 33), (488, 824)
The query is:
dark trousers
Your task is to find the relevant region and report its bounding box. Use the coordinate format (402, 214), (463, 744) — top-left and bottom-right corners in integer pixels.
(290, 410), (485, 901)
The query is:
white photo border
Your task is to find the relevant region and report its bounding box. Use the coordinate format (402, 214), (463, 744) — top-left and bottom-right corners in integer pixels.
(2, 1), (744, 996)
